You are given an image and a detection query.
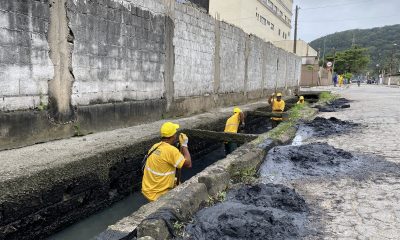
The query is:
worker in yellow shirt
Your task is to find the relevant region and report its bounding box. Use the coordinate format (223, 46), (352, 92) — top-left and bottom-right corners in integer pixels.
(223, 107), (245, 154)
(297, 96), (305, 104)
(142, 122), (192, 201)
(338, 74), (344, 87)
(268, 92), (285, 128)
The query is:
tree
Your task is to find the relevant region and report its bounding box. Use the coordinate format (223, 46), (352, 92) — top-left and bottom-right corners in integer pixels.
(333, 46), (370, 74)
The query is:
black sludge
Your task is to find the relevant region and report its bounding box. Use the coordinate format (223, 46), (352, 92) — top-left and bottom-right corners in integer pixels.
(315, 98), (351, 112)
(260, 143), (355, 182)
(184, 184), (309, 240)
(306, 117), (360, 137)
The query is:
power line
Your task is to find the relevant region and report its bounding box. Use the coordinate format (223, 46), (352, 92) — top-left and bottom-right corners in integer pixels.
(301, 0), (374, 10)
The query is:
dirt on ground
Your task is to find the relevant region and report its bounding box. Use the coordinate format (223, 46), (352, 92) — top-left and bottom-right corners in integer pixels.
(183, 183), (310, 240)
(305, 117), (360, 137)
(315, 98), (351, 112)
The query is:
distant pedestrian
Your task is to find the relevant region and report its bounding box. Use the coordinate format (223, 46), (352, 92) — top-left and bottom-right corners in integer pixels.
(333, 73), (338, 87)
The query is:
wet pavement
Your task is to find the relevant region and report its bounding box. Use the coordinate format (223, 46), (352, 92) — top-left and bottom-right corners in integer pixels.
(290, 85), (400, 239)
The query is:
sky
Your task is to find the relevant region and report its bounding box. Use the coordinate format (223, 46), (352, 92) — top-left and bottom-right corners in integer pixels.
(292, 0), (400, 42)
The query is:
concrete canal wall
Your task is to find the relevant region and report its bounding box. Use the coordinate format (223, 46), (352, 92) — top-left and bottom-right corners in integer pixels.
(0, 0), (301, 150)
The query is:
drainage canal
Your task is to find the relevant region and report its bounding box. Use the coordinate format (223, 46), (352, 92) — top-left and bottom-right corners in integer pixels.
(47, 111), (278, 240)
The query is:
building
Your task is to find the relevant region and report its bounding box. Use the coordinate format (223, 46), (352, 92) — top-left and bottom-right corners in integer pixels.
(273, 39), (317, 60)
(273, 39), (330, 86)
(192, 0), (294, 42)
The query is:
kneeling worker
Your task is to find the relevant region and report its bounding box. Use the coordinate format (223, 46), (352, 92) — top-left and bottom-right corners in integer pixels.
(268, 93), (285, 128)
(297, 96), (305, 104)
(142, 122), (192, 201)
(224, 107), (245, 154)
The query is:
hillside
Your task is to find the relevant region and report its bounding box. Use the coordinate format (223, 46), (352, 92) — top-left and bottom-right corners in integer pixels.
(310, 24), (400, 70)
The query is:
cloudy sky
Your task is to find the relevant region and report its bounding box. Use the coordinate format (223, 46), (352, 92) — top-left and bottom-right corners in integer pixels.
(292, 0), (400, 42)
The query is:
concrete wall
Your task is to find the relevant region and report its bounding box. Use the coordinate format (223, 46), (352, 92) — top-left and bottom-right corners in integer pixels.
(0, 0), (53, 111)
(218, 22), (246, 93)
(67, 0), (166, 106)
(172, 3), (215, 98)
(0, 0), (301, 150)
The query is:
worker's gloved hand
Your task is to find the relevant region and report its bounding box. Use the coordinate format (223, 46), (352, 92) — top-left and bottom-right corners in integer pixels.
(271, 93), (275, 97)
(179, 133), (189, 147)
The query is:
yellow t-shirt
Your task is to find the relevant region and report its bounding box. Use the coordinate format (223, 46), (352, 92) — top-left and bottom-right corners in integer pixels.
(271, 99), (285, 121)
(142, 142), (185, 201)
(224, 113), (240, 133)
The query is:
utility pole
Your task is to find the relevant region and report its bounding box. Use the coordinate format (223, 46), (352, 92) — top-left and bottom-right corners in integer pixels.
(332, 47), (336, 74)
(293, 5), (299, 54)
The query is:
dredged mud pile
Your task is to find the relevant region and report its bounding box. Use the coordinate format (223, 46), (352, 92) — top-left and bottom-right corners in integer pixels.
(305, 117), (360, 137)
(184, 184), (310, 240)
(261, 142), (400, 183)
(260, 143), (358, 182)
(315, 98), (351, 112)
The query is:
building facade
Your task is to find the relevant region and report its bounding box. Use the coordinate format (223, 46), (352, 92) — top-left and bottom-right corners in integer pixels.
(208, 0), (293, 42)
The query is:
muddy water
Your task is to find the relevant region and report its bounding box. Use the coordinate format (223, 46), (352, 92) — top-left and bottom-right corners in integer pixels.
(47, 192), (147, 240)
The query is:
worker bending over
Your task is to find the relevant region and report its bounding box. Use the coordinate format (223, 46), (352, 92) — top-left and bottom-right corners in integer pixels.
(142, 122), (192, 201)
(224, 107), (245, 154)
(297, 96), (305, 104)
(268, 93), (285, 128)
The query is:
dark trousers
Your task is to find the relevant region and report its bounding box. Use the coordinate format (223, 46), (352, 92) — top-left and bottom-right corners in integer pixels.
(271, 120), (281, 128)
(224, 142), (238, 155)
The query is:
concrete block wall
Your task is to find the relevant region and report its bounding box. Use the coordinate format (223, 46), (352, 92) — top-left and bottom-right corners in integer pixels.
(0, 0), (53, 111)
(0, 0), (301, 150)
(264, 42), (279, 89)
(67, 0), (166, 105)
(172, 3), (215, 98)
(218, 22), (246, 93)
(246, 35), (264, 93)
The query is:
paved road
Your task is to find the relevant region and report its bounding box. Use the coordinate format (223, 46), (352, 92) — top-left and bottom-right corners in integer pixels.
(302, 85), (400, 239)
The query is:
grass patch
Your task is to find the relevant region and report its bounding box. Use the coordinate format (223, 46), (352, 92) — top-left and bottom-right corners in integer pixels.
(318, 91), (338, 103)
(232, 167), (258, 184)
(267, 103), (315, 141)
(204, 190), (227, 207)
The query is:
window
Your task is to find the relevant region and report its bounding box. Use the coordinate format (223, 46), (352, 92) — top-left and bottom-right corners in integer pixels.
(267, 0), (273, 7)
(267, 20), (270, 26)
(278, 29), (281, 36)
(288, 31), (290, 37)
(271, 23), (274, 30)
(260, 16), (266, 25)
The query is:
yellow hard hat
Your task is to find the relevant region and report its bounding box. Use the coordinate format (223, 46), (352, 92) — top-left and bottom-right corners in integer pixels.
(160, 122), (180, 138)
(276, 93), (282, 97)
(233, 107), (242, 113)
(299, 96), (304, 100)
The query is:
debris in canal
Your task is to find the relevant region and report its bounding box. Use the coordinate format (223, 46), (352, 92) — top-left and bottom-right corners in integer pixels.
(305, 117), (360, 137)
(183, 183), (309, 240)
(315, 98), (351, 112)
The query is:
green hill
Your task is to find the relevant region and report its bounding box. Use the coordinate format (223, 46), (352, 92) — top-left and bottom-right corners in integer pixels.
(310, 24), (400, 71)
